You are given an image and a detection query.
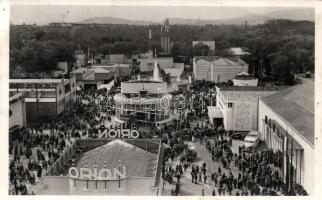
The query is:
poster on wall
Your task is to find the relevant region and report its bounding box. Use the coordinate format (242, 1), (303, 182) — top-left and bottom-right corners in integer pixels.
(56, 83), (65, 102)
(234, 102), (252, 131)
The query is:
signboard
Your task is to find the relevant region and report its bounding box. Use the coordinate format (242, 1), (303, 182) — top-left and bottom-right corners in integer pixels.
(68, 166), (126, 180)
(98, 128), (140, 139)
(233, 102), (252, 131)
(82, 70), (95, 80)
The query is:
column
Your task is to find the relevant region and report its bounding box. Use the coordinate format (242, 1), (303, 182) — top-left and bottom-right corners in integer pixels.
(211, 64), (214, 82)
(283, 135), (288, 183)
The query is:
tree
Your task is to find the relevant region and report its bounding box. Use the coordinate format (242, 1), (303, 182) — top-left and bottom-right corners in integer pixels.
(10, 19), (314, 84)
(192, 43), (210, 56)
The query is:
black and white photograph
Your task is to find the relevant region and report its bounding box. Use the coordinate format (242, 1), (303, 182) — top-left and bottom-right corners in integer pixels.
(3, 0), (321, 197)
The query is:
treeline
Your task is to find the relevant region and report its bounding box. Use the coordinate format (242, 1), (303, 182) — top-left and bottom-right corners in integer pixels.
(10, 19), (314, 85)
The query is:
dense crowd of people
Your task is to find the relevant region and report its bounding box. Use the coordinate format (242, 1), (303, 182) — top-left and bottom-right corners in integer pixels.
(8, 88), (107, 195)
(159, 85), (301, 196)
(161, 120), (288, 196)
(8, 85), (307, 196)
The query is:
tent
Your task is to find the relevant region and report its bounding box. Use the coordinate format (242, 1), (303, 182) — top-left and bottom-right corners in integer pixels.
(98, 80), (115, 90)
(76, 86), (82, 91)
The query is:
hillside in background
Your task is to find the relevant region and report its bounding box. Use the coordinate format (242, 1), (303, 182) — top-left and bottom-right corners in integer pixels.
(80, 17), (151, 25)
(78, 8), (314, 25)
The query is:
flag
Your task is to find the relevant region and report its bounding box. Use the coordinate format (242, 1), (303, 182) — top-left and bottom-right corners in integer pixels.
(149, 29), (152, 40)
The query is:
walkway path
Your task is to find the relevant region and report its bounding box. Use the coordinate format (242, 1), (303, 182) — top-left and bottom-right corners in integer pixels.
(162, 139), (244, 196)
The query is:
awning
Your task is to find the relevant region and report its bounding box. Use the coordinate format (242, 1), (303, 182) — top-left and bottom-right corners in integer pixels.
(114, 117), (125, 124)
(98, 80), (115, 90)
(9, 125), (21, 133)
(207, 106), (223, 120)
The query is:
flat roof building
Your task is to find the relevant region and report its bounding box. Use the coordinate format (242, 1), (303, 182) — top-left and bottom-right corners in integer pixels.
(193, 56), (248, 83)
(9, 93), (27, 129)
(71, 65), (118, 90)
(9, 77), (77, 124)
(140, 57), (174, 72)
(211, 86), (286, 131)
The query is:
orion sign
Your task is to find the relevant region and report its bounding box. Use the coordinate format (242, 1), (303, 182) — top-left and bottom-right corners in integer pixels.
(68, 166), (126, 180)
(98, 128), (140, 139)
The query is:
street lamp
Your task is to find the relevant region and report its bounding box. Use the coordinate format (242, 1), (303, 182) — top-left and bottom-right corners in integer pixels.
(84, 164), (89, 190)
(94, 161), (98, 191)
(157, 88), (161, 123)
(103, 161), (107, 191)
(118, 160), (122, 189)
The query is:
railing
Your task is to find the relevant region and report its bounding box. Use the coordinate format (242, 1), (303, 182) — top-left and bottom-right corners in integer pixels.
(46, 139), (161, 175)
(154, 140), (164, 195)
(46, 141), (77, 176)
(219, 86), (289, 91)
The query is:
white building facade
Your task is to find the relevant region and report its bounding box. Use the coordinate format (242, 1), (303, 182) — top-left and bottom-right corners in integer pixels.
(213, 86), (280, 131)
(193, 57), (248, 83)
(258, 80), (314, 195)
(9, 93), (27, 129)
(9, 77), (77, 124)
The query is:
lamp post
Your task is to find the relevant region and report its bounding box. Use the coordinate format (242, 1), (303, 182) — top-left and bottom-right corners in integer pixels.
(71, 159), (76, 188)
(118, 160), (122, 189)
(103, 161), (107, 191)
(94, 161), (98, 190)
(157, 88), (161, 123)
(84, 164), (89, 190)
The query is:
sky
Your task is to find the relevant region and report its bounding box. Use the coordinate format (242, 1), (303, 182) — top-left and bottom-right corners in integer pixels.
(10, 5), (313, 25)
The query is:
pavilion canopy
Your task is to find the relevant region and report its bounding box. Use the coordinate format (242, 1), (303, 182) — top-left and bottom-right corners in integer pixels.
(98, 80), (115, 90)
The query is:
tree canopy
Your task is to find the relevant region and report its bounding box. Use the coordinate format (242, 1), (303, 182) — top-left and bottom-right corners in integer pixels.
(10, 19), (314, 85)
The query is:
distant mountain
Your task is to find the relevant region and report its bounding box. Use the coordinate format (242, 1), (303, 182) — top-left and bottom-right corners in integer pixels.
(168, 9), (314, 25)
(258, 8), (314, 22)
(78, 8), (314, 26)
(79, 17), (151, 25)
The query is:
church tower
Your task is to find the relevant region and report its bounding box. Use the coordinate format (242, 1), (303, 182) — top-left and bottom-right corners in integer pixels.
(161, 18), (171, 55)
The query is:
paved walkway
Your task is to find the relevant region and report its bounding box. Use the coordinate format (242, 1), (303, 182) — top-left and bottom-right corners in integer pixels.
(162, 139), (244, 196)
(9, 130), (75, 194)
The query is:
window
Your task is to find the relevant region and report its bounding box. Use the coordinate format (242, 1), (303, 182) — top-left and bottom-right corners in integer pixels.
(228, 102), (233, 108)
(147, 63), (153, 71)
(273, 124), (276, 132)
(64, 83), (71, 94)
(265, 116), (268, 124)
(269, 119), (271, 128)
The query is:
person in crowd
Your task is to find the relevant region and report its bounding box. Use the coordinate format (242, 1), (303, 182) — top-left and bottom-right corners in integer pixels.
(212, 189), (216, 196)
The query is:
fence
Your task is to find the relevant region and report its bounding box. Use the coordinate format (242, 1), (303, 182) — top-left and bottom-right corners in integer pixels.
(46, 141), (77, 176)
(46, 138), (161, 176)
